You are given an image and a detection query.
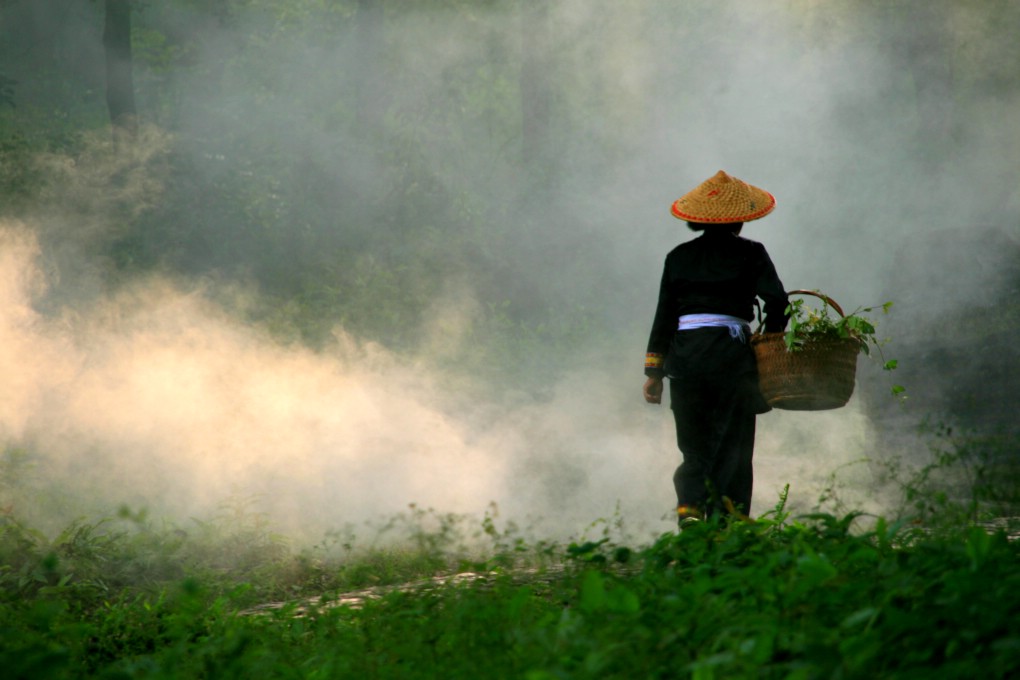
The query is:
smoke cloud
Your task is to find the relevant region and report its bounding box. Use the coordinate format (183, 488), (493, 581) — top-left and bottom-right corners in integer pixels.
(1, 219), (682, 542)
(2, 1), (1017, 544)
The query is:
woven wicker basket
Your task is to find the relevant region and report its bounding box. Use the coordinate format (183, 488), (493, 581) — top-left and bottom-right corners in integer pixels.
(751, 290), (861, 411)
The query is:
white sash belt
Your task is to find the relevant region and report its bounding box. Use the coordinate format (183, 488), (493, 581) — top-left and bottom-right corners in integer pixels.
(677, 313), (750, 343)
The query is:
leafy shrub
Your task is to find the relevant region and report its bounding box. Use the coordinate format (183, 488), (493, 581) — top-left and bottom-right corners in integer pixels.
(782, 290), (904, 397)
(783, 291), (892, 357)
(2, 484), (1019, 678)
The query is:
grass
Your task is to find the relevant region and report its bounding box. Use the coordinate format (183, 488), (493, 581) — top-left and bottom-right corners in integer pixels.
(2, 505), (1019, 678)
(2, 434), (1019, 679)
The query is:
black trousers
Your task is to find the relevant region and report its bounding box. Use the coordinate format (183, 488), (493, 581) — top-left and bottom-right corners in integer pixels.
(666, 328), (762, 517)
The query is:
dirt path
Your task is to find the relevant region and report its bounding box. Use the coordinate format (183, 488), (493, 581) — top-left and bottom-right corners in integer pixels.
(240, 570), (498, 616)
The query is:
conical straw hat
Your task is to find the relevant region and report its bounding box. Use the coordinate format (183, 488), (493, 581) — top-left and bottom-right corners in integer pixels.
(670, 170), (776, 223)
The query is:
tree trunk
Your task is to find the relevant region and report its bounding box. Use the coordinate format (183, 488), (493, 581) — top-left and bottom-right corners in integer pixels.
(354, 0), (384, 134)
(103, 0), (137, 142)
(519, 2), (553, 171)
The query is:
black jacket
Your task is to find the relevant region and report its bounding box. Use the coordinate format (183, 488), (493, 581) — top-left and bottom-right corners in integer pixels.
(645, 230), (788, 378)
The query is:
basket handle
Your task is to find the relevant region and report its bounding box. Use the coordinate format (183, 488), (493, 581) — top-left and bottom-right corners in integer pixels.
(753, 289), (846, 332)
(785, 289), (845, 317)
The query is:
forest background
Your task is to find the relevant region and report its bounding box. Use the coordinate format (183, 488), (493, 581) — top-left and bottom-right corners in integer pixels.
(0, 0), (1018, 544)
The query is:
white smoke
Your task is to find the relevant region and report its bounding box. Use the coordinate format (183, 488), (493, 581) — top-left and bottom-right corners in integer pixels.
(3, 1), (1017, 546)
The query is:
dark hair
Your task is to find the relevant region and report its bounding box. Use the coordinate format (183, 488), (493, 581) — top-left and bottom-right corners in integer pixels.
(686, 221), (744, 235)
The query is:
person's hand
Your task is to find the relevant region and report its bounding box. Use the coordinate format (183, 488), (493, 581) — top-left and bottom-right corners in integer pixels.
(643, 377), (663, 404)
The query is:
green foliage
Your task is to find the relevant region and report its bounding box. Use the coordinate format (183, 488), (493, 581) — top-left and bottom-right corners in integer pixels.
(1, 488), (1018, 679)
(783, 293), (892, 355)
(879, 424), (1020, 530)
(813, 423), (1020, 551)
(784, 291), (905, 397)
(0, 73), (14, 108)
(0, 130), (52, 216)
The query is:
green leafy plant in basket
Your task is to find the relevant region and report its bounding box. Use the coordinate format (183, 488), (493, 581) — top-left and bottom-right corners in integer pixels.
(783, 290), (904, 396)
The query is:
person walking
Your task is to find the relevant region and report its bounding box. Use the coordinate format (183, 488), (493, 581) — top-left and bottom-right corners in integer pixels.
(643, 170), (789, 525)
